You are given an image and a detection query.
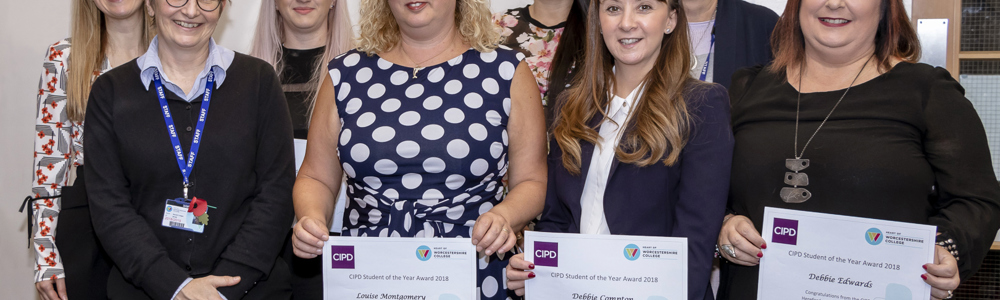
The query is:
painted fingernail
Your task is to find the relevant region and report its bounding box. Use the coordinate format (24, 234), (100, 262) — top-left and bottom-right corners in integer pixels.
(529, 264), (535, 269)
(922, 265), (927, 270)
(761, 243), (767, 249)
(757, 252), (763, 258)
(528, 272), (536, 278)
(921, 274), (927, 280)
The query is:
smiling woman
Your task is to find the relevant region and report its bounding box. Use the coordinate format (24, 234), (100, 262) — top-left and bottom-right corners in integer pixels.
(249, 0), (355, 299)
(83, 0), (296, 299)
(505, 0), (734, 299)
(717, 0), (1000, 299)
(291, 1), (548, 300)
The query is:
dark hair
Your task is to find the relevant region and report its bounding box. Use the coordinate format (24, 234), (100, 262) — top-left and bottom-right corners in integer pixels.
(545, 0), (588, 129)
(770, 0), (920, 74)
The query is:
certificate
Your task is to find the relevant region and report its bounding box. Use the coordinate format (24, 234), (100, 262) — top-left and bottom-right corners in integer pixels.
(758, 207), (936, 300)
(524, 231), (687, 300)
(323, 237), (477, 300)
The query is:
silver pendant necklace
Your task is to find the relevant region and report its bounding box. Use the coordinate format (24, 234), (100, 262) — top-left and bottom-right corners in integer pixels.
(780, 55), (873, 203)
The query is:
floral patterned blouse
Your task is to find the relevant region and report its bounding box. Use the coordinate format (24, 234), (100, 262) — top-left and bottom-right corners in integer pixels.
(493, 5), (565, 108)
(30, 38), (109, 283)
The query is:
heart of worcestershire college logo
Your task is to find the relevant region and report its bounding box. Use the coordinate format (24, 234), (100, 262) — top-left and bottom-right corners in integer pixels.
(865, 228), (883, 245)
(416, 245), (432, 261)
(772, 218), (799, 245)
(533, 242), (558, 267)
(330, 245), (355, 269)
(623, 244), (640, 261)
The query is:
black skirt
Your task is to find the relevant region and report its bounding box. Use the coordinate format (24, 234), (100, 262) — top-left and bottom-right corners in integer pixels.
(55, 168), (113, 299)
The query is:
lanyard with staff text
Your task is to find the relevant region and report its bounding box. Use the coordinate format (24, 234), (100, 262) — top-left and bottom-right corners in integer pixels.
(699, 30), (716, 82)
(153, 69), (214, 199)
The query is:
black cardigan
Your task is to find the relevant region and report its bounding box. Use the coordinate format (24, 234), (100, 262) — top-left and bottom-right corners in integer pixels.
(713, 0), (779, 89)
(84, 53), (295, 299)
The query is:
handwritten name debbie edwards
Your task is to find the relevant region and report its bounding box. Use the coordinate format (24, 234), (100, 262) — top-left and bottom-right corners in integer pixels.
(807, 274), (873, 288)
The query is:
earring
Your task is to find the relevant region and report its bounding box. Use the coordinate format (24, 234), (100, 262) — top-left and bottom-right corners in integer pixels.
(666, 28), (672, 34)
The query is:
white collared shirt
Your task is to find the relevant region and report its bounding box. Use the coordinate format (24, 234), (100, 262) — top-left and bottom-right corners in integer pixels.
(579, 83), (644, 235)
(138, 36), (235, 102)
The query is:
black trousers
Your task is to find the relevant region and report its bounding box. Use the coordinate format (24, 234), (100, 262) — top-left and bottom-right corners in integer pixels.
(54, 169), (113, 300)
(107, 257), (292, 300)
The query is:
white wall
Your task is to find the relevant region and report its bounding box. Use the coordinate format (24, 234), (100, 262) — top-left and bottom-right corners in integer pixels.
(0, 1), (72, 299)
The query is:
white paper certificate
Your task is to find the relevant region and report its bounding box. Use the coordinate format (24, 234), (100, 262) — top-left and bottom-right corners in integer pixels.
(758, 207), (936, 300)
(524, 231), (687, 300)
(322, 237), (477, 300)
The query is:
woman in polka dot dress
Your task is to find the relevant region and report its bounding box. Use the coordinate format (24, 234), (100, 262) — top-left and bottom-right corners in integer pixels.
(291, 1), (547, 299)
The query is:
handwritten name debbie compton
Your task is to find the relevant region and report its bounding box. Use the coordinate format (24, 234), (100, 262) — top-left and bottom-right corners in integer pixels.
(807, 273), (873, 288)
(571, 293), (634, 300)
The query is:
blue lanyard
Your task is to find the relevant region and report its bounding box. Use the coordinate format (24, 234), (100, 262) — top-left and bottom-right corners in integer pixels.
(699, 33), (716, 82)
(153, 69), (214, 199)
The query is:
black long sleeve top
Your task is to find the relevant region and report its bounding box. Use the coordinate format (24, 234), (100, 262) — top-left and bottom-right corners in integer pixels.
(84, 53), (295, 300)
(718, 62), (1000, 299)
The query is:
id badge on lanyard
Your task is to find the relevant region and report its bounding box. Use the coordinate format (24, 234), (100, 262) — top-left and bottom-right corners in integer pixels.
(155, 69), (216, 233)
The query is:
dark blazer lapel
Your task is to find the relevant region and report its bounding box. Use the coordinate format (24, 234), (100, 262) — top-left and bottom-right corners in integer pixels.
(713, 0), (739, 89)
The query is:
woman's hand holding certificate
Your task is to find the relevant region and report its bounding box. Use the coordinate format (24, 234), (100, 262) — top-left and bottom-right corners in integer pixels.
(518, 232), (688, 299)
(757, 207), (938, 300)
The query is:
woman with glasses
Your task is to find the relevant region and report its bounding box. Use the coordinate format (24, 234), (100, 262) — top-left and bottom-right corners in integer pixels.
(28, 1), (153, 299)
(85, 0), (295, 299)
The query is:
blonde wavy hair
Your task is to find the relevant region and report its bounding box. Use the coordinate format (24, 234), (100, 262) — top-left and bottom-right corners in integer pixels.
(356, 0), (500, 54)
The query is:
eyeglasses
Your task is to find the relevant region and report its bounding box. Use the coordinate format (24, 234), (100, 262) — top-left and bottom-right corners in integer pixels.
(165, 0), (222, 12)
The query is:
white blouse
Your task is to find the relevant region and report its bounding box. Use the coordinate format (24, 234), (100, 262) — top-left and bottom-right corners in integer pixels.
(579, 84), (643, 235)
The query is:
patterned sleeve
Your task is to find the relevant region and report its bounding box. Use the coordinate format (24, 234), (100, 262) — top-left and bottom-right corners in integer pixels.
(31, 39), (75, 283)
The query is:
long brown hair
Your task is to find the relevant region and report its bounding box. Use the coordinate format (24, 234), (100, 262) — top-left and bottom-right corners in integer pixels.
(67, 0), (154, 122)
(551, 0), (694, 175)
(770, 0), (920, 74)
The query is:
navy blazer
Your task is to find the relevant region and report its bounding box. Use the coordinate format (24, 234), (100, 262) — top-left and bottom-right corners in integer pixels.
(713, 0), (779, 89)
(536, 82), (734, 300)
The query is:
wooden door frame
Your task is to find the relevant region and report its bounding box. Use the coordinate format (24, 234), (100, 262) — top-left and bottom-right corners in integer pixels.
(911, 0), (962, 78)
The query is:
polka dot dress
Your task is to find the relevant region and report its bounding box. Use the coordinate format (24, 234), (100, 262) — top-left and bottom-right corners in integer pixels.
(329, 47), (526, 300)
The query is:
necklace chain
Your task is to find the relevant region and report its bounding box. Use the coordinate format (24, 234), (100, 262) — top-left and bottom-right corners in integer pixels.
(793, 54), (874, 159)
(691, 8), (717, 52)
(399, 43), (453, 78)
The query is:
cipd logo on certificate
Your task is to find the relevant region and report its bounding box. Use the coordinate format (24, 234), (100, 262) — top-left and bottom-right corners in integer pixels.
(534, 241), (558, 267)
(330, 245), (355, 269)
(771, 218), (799, 245)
